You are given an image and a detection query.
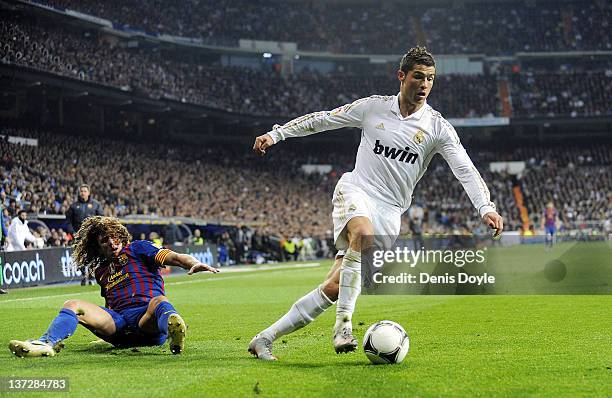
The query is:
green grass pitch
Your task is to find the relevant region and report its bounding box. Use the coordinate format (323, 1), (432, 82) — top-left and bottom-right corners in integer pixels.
(1, 255), (610, 397)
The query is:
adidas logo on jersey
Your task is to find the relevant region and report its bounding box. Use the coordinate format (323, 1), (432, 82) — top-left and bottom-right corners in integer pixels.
(375, 122), (385, 130)
(373, 140), (418, 164)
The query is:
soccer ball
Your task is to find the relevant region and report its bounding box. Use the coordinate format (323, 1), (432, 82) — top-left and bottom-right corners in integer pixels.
(363, 320), (409, 364)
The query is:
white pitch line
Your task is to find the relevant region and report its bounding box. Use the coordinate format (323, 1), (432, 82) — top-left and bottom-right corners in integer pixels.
(0, 262), (321, 304)
(208, 262), (321, 274)
(167, 262), (321, 286)
(0, 291), (93, 304)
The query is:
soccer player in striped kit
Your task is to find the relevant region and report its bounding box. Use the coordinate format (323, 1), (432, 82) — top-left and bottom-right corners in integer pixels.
(249, 47), (504, 360)
(542, 202), (559, 249)
(8, 216), (219, 357)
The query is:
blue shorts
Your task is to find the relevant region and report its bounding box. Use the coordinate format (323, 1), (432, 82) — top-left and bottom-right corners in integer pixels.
(545, 226), (556, 236)
(86, 304), (167, 348)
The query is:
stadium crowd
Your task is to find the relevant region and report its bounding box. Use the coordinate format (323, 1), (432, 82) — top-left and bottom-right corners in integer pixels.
(2, 16), (610, 119)
(3, 127), (610, 256)
(31, 0), (611, 54)
(411, 161), (521, 235)
(1, 3), (610, 259)
(516, 146), (611, 228)
(510, 69), (612, 118)
(0, 18), (501, 118)
(1, 127), (338, 248)
(420, 1), (610, 55)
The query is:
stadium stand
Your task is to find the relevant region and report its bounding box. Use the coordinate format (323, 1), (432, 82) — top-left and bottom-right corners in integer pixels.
(510, 68), (611, 118)
(29, 0), (611, 54)
(0, 17), (502, 118)
(1, 1), (610, 261)
(514, 146), (611, 228)
(3, 16), (610, 119)
(1, 127), (338, 244)
(3, 127), (610, 252)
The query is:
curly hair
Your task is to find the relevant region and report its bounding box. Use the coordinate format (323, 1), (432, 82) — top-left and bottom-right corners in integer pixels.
(399, 46), (435, 73)
(72, 216), (132, 275)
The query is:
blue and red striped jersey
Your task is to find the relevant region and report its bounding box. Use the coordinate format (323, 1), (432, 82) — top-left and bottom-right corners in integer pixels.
(544, 207), (557, 228)
(94, 240), (171, 311)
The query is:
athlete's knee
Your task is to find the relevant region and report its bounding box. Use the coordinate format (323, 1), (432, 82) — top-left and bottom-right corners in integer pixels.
(347, 221), (374, 250)
(62, 299), (82, 312)
(148, 295), (168, 312)
(321, 278), (340, 302)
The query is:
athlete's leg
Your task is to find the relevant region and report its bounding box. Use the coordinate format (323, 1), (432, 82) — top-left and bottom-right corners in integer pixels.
(138, 295), (173, 333)
(137, 296), (186, 354)
(551, 229), (556, 247)
(333, 216), (374, 353)
(249, 257), (341, 360)
(62, 299), (118, 336)
(321, 255), (343, 300)
(9, 299), (115, 358)
(545, 227), (554, 248)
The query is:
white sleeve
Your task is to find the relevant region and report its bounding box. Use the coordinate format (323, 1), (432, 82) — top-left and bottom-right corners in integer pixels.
(436, 121), (496, 218)
(24, 227), (36, 244)
(267, 97), (370, 144)
(7, 222), (17, 242)
(7, 222), (19, 250)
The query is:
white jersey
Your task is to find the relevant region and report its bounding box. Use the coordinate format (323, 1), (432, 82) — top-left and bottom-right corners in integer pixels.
(267, 94), (496, 217)
(6, 217), (36, 252)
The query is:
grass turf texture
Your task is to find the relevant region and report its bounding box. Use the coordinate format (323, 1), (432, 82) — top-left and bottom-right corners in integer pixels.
(1, 255), (610, 397)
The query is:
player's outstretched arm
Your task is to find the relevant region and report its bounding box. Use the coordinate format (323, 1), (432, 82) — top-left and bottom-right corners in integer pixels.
(163, 251), (220, 275)
(252, 97), (371, 156)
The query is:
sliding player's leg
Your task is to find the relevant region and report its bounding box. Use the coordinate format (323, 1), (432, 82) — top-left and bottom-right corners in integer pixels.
(332, 216), (373, 353)
(8, 299), (116, 358)
(137, 295), (186, 354)
(248, 257), (342, 360)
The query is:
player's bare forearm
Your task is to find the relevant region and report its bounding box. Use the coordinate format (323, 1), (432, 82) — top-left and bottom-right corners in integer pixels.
(163, 251), (219, 274)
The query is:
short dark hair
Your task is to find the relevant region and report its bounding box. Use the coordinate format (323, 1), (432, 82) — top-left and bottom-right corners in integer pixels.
(399, 46), (435, 73)
(17, 209), (27, 216)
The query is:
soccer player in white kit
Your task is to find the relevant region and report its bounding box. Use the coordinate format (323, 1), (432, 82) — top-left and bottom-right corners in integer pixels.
(249, 47), (504, 360)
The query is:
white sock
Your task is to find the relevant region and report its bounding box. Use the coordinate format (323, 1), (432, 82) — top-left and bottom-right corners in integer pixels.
(335, 248), (362, 332)
(260, 287), (334, 341)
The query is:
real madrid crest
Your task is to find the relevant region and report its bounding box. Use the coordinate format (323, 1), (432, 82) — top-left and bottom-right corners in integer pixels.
(414, 130), (426, 144)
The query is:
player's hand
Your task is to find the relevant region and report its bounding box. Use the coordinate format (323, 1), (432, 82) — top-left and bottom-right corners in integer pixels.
(187, 262), (220, 275)
(483, 211), (504, 238)
(253, 133), (275, 156)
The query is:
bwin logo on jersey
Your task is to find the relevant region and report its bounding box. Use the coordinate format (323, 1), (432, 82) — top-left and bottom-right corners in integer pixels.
(373, 140), (418, 164)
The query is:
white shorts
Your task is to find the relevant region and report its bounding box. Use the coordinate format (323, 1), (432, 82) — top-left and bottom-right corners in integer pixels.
(332, 174), (402, 255)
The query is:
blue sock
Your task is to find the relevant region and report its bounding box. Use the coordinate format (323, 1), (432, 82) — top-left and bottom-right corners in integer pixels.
(154, 301), (177, 335)
(40, 309), (78, 346)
